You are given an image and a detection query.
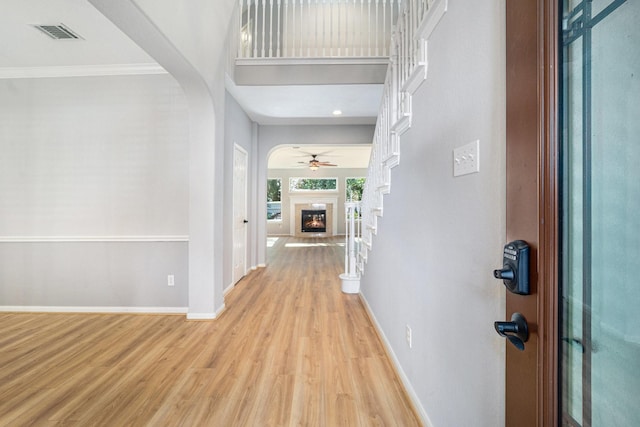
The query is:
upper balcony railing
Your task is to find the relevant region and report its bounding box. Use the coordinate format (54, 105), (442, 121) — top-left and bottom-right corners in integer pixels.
(237, 0), (402, 59)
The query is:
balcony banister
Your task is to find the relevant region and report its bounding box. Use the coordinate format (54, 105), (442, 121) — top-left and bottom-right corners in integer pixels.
(237, 0), (401, 59)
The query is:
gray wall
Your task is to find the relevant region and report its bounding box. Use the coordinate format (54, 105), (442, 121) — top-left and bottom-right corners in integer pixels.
(224, 91), (258, 288)
(0, 74), (190, 309)
(359, 1), (506, 425)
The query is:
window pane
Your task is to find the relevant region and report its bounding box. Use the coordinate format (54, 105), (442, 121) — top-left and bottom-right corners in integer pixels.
(289, 178), (337, 191)
(346, 177), (365, 201)
(267, 179), (282, 221)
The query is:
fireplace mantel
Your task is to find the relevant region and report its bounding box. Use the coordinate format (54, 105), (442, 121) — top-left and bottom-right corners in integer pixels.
(289, 195), (338, 237)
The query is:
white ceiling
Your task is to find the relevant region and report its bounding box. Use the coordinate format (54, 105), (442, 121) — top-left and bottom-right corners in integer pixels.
(0, 0), (156, 68)
(269, 145), (371, 169)
(1, 0), (378, 145)
(226, 77), (381, 126)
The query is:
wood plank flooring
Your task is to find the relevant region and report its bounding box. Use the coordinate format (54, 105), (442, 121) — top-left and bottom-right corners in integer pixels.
(0, 236), (421, 426)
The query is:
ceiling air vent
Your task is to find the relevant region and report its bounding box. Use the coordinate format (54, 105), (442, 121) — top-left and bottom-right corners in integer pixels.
(33, 24), (83, 40)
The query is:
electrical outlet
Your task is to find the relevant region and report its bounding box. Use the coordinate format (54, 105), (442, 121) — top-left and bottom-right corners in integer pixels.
(406, 324), (412, 349)
(167, 274), (175, 287)
(453, 140), (480, 177)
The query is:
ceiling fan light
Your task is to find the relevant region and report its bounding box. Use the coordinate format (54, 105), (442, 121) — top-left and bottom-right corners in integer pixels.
(309, 165), (319, 171)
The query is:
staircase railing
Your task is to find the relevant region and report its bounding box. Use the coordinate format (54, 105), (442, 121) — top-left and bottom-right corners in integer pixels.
(357, 0), (447, 273)
(237, 0), (402, 59)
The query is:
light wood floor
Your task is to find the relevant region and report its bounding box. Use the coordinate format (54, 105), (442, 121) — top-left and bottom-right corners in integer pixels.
(0, 236), (421, 426)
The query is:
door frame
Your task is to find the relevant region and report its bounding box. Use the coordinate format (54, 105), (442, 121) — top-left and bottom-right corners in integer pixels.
(505, 0), (559, 425)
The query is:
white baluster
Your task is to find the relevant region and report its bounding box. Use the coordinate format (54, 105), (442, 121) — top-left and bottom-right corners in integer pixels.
(269, 0), (274, 57)
(360, 0), (364, 56)
(332, 0), (336, 56)
(283, 0), (288, 57)
(374, 0), (379, 56)
(277, 0), (282, 57)
(299, 0), (304, 57)
(314, 0), (319, 57)
(261, 0), (266, 57)
(403, 6), (408, 82)
(238, 0), (243, 58)
(382, 0), (386, 56)
(321, 0), (327, 56)
(336, 0), (342, 56)
(353, 0), (359, 57)
(367, 0), (372, 56)
(252, 0), (258, 57)
(346, 0), (351, 56)
(292, 0), (296, 56)
(307, 0), (312, 57)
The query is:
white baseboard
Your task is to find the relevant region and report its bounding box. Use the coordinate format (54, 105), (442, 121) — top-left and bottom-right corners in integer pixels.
(186, 303), (226, 320)
(0, 306), (187, 314)
(224, 282), (235, 296)
(186, 312), (216, 320)
(358, 294), (433, 427)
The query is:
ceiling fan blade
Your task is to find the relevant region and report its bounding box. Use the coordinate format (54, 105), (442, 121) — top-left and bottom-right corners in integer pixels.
(316, 162), (337, 166)
(299, 150), (333, 157)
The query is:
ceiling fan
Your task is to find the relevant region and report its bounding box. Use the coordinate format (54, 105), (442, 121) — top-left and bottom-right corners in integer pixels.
(300, 154), (338, 171)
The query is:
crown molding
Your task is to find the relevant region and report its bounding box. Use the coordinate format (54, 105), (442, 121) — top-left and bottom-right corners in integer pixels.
(0, 235), (188, 243)
(0, 63), (168, 79)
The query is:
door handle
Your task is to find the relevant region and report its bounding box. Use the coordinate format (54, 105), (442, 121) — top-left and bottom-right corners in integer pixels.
(494, 313), (529, 351)
(243, 219), (249, 223)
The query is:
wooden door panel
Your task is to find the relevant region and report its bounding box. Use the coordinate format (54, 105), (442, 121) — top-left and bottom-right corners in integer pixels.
(505, 0), (559, 425)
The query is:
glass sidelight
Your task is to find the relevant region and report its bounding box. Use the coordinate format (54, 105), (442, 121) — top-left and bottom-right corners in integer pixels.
(560, 0), (640, 425)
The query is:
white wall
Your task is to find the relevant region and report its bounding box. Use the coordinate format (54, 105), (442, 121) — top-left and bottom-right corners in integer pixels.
(0, 74), (190, 309)
(267, 168), (367, 236)
(89, 0), (236, 317)
(359, 1), (506, 426)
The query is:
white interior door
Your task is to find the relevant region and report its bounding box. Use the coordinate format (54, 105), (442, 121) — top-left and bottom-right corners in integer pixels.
(232, 144), (248, 285)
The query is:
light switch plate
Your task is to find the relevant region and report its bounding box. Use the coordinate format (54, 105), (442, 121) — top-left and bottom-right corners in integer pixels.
(453, 140), (480, 177)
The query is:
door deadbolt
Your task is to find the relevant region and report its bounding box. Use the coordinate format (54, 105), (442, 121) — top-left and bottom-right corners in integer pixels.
(493, 240), (530, 295)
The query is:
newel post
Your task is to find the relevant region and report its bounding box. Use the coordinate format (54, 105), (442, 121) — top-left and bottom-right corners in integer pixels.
(340, 201), (361, 293)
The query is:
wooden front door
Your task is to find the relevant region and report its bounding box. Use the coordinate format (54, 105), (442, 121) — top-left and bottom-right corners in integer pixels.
(505, 0), (639, 425)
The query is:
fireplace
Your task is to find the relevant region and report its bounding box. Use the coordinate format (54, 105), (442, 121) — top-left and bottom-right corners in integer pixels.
(301, 210), (327, 233)
(291, 198), (335, 237)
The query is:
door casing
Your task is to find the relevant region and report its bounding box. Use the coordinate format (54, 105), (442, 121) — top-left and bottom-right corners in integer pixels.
(505, 0), (559, 425)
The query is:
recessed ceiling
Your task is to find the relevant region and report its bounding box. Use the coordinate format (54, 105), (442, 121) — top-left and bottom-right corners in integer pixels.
(268, 145), (371, 170)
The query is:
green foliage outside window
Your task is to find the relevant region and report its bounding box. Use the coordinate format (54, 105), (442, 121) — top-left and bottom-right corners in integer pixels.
(267, 178), (281, 202)
(267, 179), (282, 220)
(289, 178), (337, 191)
(346, 177), (365, 201)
